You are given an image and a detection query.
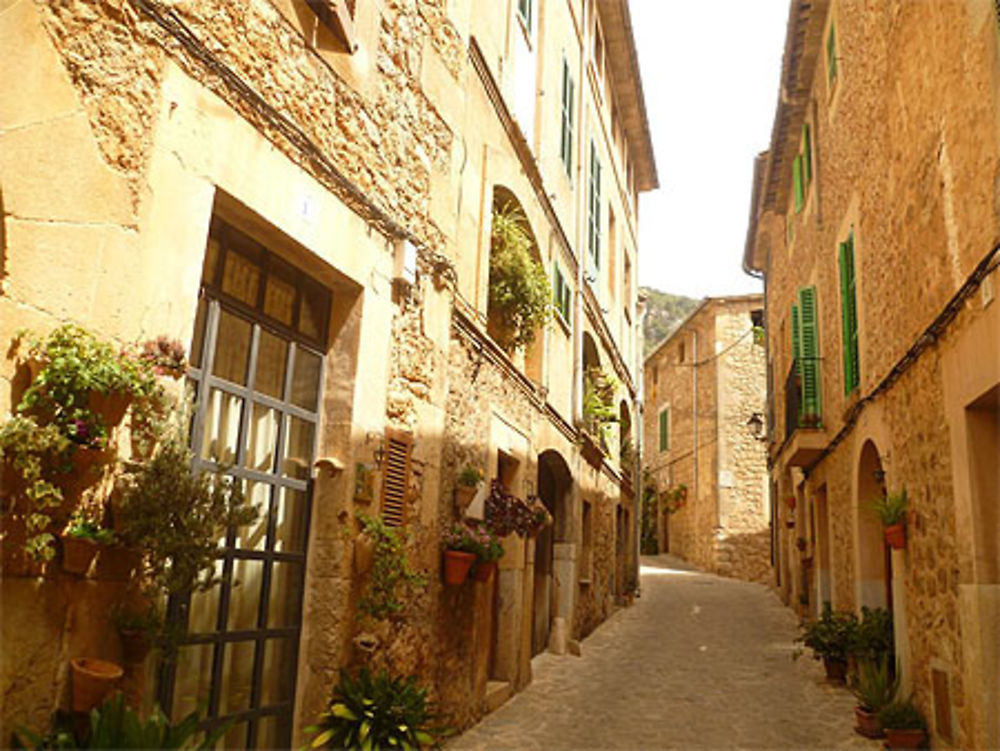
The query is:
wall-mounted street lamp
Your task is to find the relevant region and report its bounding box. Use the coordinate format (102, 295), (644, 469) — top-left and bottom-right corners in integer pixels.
(747, 412), (765, 441)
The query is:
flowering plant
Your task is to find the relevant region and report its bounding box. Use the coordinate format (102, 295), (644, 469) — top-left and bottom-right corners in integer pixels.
(442, 523), (479, 554)
(442, 521), (504, 561)
(484, 482), (551, 537)
(139, 336), (187, 378)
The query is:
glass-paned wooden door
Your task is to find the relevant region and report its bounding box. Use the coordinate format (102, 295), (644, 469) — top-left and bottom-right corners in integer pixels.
(159, 219), (329, 749)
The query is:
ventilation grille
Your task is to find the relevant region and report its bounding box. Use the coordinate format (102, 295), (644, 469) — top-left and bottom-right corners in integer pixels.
(379, 428), (413, 527)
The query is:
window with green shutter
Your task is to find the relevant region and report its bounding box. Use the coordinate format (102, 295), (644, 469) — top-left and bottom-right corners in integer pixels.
(553, 261), (572, 325)
(560, 59), (574, 177)
(588, 141), (602, 268)
(839, 232), (860, 394)
(792, 155), (804, 213)
(797, 286), (822, 423)
(518, 0), (532, 33)
(826, 22), (838, 84)
(658, 407), (670, 452)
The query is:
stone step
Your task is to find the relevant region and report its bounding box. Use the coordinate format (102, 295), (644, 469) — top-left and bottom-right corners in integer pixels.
(484, 680), (512, 714)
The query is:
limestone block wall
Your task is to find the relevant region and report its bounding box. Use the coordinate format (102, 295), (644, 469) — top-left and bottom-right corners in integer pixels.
(754, 1), (1000, 747)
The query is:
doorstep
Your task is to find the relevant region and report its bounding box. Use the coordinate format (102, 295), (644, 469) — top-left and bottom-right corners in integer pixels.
(484, 680), (512, 714)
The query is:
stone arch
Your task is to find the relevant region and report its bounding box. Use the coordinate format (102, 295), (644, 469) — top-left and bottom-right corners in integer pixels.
(856, 438), (889, 609)
(487, 185), (544, 384)
(532, 448), (574, 656)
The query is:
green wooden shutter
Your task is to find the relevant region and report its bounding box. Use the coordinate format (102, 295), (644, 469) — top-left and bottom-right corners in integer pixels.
(589, 142), (601, 268)
(791, 303), (801, 374)
(839, 234), (860, 393)
(560, 59), (573, 175)
(827, 23), (838, 83)
(792, 155), (804, 213)
(658, 409), (669, 452)
(802, 123), (812, 183)
(798, 286), (821, 422)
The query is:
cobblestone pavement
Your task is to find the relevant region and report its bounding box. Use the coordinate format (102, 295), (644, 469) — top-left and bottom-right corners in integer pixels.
(450, 555), (881, 750)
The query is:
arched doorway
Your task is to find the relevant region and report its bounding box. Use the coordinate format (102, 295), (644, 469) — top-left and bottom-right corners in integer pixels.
(857, 440), (890, 609)
(532, 450), (572, 656)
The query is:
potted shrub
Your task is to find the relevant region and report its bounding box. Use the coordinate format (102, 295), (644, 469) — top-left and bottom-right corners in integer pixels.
(454, 465), (483, 512)
(487, 203), (552, 353)
(871, 489), (908, 549)
(879, 697), (928, 749)
(442, 523), (478, 585)
(304, 669), (448, 750)
(110, 600), (164, 665)
(851, 656), (898, 738)
(797, 603), (858, 683)
(60, 512), (115, 575)
(469, 522), (504, 582)
(850, 606), (894, 669)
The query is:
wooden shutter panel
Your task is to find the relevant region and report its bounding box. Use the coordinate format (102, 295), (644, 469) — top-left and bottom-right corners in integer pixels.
(379, 428), (413, 527)
(659, 409), (669, 451)
(802, 123), (812, 183)
(791, 303), (801, 374)
(798, 286), (821, 422)
(792, 155), (804, 213)
(594, 151), (602, 268)
(838, 241), (852, 394)
(560, 60), (570, 169)
(844, 234), (860, 392)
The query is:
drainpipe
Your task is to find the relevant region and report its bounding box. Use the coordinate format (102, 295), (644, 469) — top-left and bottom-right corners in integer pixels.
(633, 293), (648, 595)
(692, 329), (698, 505)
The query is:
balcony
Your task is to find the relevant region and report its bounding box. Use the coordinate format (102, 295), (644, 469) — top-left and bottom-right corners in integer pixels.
(780, 361), (826, 467)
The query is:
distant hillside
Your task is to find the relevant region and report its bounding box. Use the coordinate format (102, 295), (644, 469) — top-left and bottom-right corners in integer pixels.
(641, 287), (701, 356)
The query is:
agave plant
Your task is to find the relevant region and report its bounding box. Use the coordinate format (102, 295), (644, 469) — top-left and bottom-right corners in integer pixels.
(304, 669), (448, 750)
(851, 656), (899, 712)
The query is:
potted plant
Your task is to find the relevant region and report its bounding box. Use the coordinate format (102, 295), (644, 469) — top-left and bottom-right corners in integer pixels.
(879, 697), (927, 749)
(138, 336), (187, 379)
(442, 523), (479, 585)
(850, 656), (899, 738)
(850, 606), (894, 669)
(871, 489), (908, 549)
(455, 465), (483, 511)
(60, 512), (115, 575)
(469, 522), (504, 582)
(797, 603), (858, 683)
(110, 600), (164, 664)
(486, 203), (552, 353)
(304, 669), (448, 750)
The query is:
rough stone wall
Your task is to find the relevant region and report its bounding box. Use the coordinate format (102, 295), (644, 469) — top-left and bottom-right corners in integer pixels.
(758, 2), (1000, 747)
(714, 306), (770, 585)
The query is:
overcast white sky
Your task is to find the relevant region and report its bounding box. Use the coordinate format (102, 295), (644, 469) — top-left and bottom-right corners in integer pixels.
(631, 0), (789, 298)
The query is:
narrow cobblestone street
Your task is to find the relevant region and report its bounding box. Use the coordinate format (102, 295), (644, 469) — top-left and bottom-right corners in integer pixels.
(450, 556), (880, 750)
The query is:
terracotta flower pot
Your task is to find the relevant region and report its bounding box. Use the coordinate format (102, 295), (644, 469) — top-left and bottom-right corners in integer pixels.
(823, 656), (848, 683)
(454, 484), (478, 512)
(120, 630), (151, 665)
(94, 546), (141, 582)
(884, 728), (926, 749)
(88, 391), (132, 429)
(70, 658), (123, 713)
(442, 550), (475, 585)
(884, 522), (906, 550)
(471, 560), (497, 582)
(60, 535), (98, 575)
(854, 705), (884, 739)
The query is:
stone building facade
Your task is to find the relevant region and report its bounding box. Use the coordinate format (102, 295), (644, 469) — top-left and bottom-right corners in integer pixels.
(0, 0), (656, 746)
(744, 1), (1000, 748)
(642, 297), (770, 584)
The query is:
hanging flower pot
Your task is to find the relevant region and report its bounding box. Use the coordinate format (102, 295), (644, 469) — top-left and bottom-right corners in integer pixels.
(454, 484), (478, 513)
(88, 391), (132, 429)
(471, 560), (497, 582)
(60, 535), (98, 575)
(884, 522), (906, 550)
(70, 658), (123, 713)
(442, 550), (475, 585)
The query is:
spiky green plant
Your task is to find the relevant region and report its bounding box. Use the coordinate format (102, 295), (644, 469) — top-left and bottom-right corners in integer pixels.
(304, 669), (448, 750)
(869, 489), (908, 526)
(851, 656), (899, 712)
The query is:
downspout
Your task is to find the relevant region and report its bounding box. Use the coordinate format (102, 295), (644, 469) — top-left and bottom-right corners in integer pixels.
(692, 329), (698, 507)
(633, 294), (648, 595)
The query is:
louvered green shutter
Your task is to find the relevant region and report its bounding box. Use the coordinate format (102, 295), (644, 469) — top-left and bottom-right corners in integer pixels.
(589, 142), (601, 268)
(802, 123), (812, 183)
(659, 409), (669, 452)
(560, 59), (573, 175)
(791, 303), (801, 374)
(798, 286), (821, 423)
(792, 155), (804, 213)
(839, 234), (860, 394)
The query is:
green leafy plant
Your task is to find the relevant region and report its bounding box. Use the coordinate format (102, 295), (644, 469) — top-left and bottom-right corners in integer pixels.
(14, 691), (228, 749)
(64, 512), (115, 545)
(356, 514), (427, 622)
(582, 367), (618, 441)
(796, 603), (858, 663)
(113, 428), (258, 596)
(16, 326), (159, 447)
(487, 203), (552, 352)
(870, 489), (908, 526)
(640, 470), (659, 554)
(851, 656), (899, 712)
(0, 415), (73, 560)
(456, 465), (483, 487)
(304, 669), (448, 750)
(878, 696), (927, 731)
(851, 606), (894, 664)
(661, 484), (688, 514)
